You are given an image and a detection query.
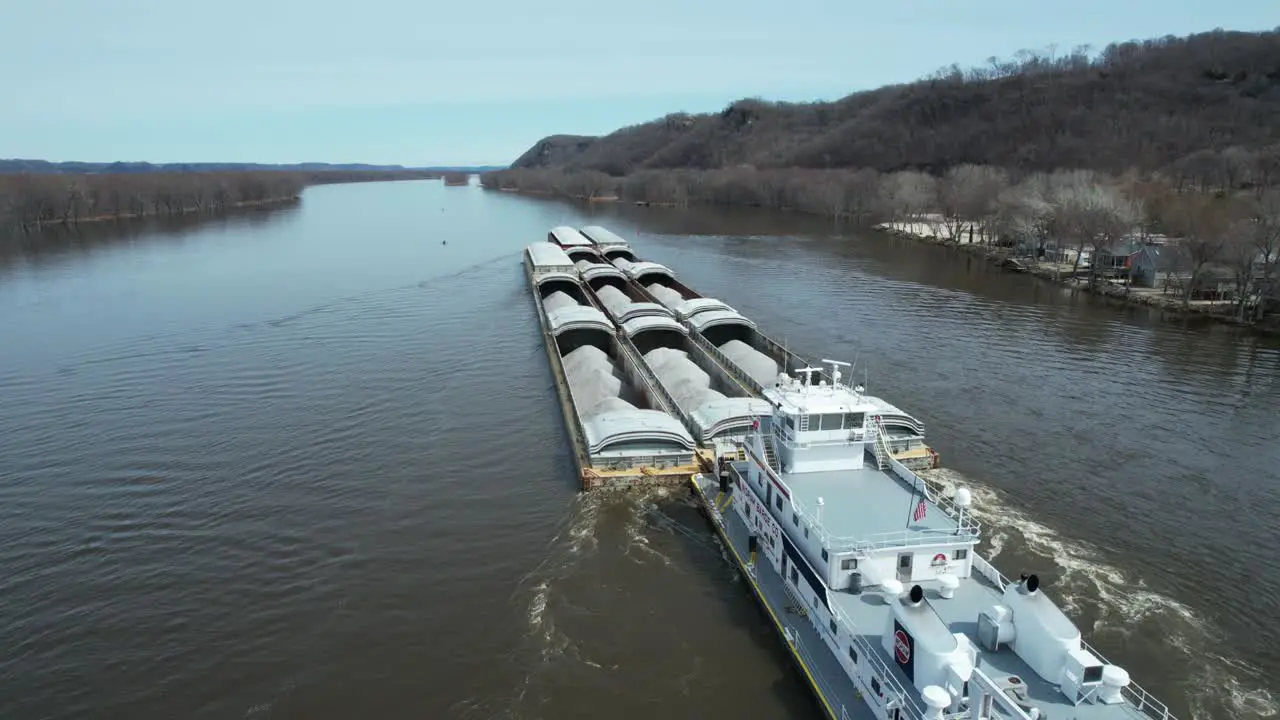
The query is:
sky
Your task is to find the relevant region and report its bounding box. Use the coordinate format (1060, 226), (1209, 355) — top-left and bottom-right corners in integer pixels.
(2, 0), (1274, 167)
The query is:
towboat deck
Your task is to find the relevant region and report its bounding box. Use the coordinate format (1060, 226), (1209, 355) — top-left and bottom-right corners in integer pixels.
(827, 570), (1152, 720)
(781, 466), (958, 543)
(695, 466), (1164, 720)
(692, 473), (877, 720)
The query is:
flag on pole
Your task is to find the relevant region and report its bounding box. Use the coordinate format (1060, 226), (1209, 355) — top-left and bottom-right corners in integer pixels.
(751, 418), (760, 430)
(913, 499), (927, 522)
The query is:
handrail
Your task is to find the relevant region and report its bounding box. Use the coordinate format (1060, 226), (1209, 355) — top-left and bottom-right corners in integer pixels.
(878, 440), (984, 541)
(616, 337), (686, 423)
(827, 602), (925, 720)
(970, 554), (1177, 720)
(690, 332), (767, 395)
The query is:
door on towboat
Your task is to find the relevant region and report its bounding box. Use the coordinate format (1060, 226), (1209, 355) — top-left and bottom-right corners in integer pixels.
(896, 552), (912, 582)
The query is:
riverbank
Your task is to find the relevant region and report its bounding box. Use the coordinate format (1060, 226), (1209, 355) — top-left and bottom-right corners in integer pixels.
(0, 170), (436, 233)
(875, 221), (1280, 335)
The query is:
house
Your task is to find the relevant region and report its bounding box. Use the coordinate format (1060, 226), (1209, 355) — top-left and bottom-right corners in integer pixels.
(1041, 244), (1090, 267)
(1127, 245), (1238, 299)
(1127, 244), (1182, 289)
(1093, 238), (1151, 278)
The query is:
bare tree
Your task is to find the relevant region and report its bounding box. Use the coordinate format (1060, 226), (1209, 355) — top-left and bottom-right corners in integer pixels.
(1251, 145), (1280, 195)
(1221, 220), (1260, 320)
(991, 178), (1053, 255)
(1043, 171), (1138, 281)
(1164, 193), (1237, 308)
(937, 165), (1009, 244)
(843, 168), (884, 226)
(879, 171), (938, 229)
(1249, 189), (1280, 319)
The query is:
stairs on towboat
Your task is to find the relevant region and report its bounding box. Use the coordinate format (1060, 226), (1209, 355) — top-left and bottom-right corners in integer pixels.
(869, 417), (891, 471)
(761, 434), (781, 475)
(782, 579), (809, 618)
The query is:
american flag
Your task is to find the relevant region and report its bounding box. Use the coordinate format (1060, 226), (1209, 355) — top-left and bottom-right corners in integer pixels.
(913, 499), (927, 522)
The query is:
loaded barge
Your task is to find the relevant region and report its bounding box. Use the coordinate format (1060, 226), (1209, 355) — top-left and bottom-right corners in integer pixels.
(613, 240), (940, 471)
(525, 229), (704, 490)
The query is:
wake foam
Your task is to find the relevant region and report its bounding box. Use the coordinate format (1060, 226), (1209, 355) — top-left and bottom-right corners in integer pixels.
(919, 467), (1277, 719)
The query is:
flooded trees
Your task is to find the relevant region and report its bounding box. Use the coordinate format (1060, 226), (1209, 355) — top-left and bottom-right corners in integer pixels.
(0, 170), (434, 233)
(936, 165), (1009, 244)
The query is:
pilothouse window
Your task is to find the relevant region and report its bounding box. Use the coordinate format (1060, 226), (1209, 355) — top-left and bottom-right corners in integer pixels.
(844, 412), (865, 428)
(814, 413), (845, 431)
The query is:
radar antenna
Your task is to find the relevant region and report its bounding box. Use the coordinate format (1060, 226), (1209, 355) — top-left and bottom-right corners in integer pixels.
(821, 359), (851, 388)
(794, 365), (820, 390)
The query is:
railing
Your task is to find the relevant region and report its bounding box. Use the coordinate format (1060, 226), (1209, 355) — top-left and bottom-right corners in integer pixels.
(788, 505), (981, 553)
(827, 602), (925, 720)
(882, 452), (984, 541)
(969, 554), (1177, 720)
(761, 433), (781, 474)
(742, 435), (782, 479)
(616, 337), (686, 424)
(591, 453), (697, 471)
(969, 553), (1007, 589)
(868, 417), (891, 470)
(789, 624), (921, 720)
(690, 332), (767, 395)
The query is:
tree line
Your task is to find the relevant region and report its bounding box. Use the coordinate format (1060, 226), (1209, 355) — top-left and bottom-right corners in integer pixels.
(480, 161), (1280, 323)
(0, 169), (437, 232)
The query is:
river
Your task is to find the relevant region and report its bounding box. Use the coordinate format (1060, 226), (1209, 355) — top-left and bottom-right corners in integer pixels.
(0, 179), (1276, 720)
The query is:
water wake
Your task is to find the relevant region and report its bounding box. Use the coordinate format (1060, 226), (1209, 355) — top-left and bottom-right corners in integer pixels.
(920, 468), (1277, 719)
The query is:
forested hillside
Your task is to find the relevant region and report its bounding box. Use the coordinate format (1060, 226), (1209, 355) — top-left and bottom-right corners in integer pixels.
(510, 29), (1280, 177)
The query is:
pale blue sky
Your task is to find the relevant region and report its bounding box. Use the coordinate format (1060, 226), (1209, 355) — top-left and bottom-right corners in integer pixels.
(2, 0), (1273, 166)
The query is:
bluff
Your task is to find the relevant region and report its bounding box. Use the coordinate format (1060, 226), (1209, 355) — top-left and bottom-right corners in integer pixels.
(509, 29), (1280, 177)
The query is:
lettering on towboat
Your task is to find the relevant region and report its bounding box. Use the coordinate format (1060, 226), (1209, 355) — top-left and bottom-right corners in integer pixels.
(737, 475), (780, 551)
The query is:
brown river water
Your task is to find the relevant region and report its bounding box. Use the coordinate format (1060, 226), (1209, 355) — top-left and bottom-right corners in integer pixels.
(0, 179), (1276, 720)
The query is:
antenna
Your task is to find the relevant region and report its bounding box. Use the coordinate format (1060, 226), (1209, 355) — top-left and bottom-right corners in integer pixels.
(821, 358), (851, 388)
(795, 365), (820, 390)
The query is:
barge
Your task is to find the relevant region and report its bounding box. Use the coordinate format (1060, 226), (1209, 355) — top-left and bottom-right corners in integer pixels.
(578, 225), (636, 261)
(577, 270), (771, 452)
(524, 241), (703, 490)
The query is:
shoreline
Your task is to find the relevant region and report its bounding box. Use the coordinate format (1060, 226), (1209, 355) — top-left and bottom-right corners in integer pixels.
(1, 171), (439, 235)
(484, 184), (1278, 337)
(874, 223), (1280, 337)
(24, 196), (302, 231)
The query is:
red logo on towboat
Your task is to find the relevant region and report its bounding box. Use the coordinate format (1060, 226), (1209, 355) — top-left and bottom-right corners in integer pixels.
(894, 629), (911, 664)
